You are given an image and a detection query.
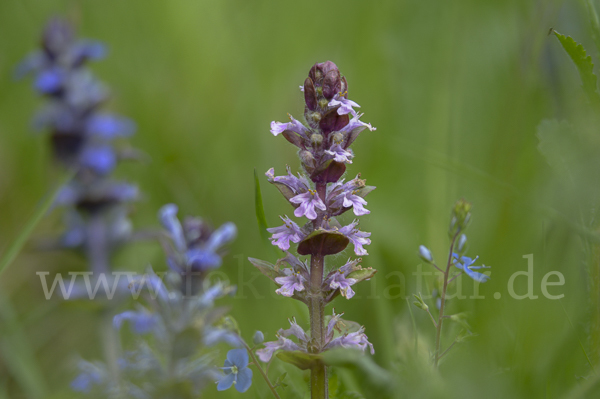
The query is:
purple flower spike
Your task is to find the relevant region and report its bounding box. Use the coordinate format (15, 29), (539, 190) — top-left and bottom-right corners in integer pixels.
(290, 190), (326, 220)
(270, 115), (310, 139)
(325, 143), (354, 164)
(339, 221), (371, 255)
(267, 216), (304, 251)
(275, 268), (307, 297)
(328, 93), (360, 116)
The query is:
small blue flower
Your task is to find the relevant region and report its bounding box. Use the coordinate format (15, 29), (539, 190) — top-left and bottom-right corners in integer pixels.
(418, 245), (434, 263)
(453, 253), (490, 283)
(217, 349), (253, 393)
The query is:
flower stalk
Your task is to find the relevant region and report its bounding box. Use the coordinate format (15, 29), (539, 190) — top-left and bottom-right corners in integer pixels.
(416, 199), (491, 368)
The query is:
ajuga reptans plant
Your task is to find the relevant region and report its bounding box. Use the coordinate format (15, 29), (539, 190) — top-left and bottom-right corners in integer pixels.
(71, 204), (241, 397)
(414, 199), (491, 367)
(249, 61), (377, 398)
(18, 16), (139, 385)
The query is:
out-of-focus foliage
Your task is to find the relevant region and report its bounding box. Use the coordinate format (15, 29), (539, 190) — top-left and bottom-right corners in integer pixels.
(1, 0), (600, 398)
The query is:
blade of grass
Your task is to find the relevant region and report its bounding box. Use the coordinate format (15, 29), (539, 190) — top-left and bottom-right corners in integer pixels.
(0, 294), (47, 399)
(558, 299), (597, 376)
(406, 297), (418, 353)
(584, 0), (600, 59)
(0, 170), (74, 279)
(0, 170), (73, 398)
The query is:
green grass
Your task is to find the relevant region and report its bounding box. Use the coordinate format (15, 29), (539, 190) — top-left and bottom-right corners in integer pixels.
(0, 0), (599, 397)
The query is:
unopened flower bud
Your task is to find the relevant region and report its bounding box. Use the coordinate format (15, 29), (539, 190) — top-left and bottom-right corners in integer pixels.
(311, 133), (323, 146)
(299, 150), (314, 166)
(331, 132), (343, 144)
(457, 234), (467, 252)
(449, 199), (472, 236)
(308, 111), (321, 123)
(318, 98), (329, 109)
(253, 330), (264, 345)
(418, 245), (434, 263)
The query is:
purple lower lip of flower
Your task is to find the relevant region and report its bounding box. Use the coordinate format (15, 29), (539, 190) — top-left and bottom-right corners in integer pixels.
(290, 190), (326, 220)
(338, 113), (376, 148)
(339, 221), (371, 256)
(279, 318), (308, 341)
(328, 93), (360, 116)
(325, 327), (375, 355)
(342, 192), (369, 216)
(328, 271), (357, 299)
(267, 216), (303, 251)
(325, 143), (354, 164)
(274, 269), (306, 297)
(270, 114), (309, 139)
(256, 335), (302, 362)
(266, 166), (310, 195)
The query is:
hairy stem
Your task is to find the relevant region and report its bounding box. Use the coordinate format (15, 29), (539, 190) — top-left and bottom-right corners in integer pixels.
(434, 232), (459, 367)
(310, 182), (328, 398)
(309, 253), (327, 398)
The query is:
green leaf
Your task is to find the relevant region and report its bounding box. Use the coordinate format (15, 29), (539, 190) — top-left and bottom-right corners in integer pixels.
(276, 351), (322, 370)
(552, 29), (600, 107)
(347, 267), (377, 284)
(254, 168), (271, 244)
(248, 257), (281, 281)
(353, 185), (376, 199)
(297, 229), (349, 256)
(273, 372), (288, 389)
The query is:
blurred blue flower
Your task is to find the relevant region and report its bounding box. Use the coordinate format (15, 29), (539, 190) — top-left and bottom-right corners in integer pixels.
(217, 349), (253, 393)
(71, 366), (102, 392)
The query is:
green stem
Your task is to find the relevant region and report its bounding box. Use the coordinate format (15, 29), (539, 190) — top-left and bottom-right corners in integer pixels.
(309, 253), (327, 399)
(434, 232), (459, 367)
(241, 340), (281, 399)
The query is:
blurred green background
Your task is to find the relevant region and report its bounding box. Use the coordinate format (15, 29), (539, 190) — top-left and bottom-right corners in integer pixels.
(1, 0), (599, 397)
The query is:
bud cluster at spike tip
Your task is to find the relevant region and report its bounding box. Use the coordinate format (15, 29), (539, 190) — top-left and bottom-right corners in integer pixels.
(270, 61), (375, 185)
